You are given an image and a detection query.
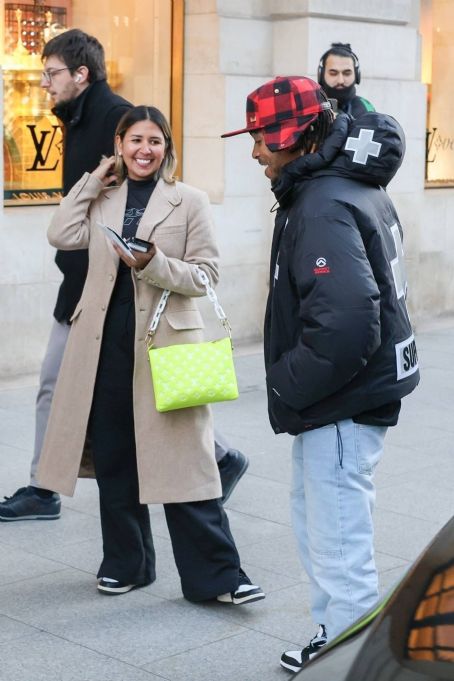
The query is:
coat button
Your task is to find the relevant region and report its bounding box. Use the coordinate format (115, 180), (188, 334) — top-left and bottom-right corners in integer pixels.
(109, 274), (114, 281)
(101, 305), (106, 311)
(140, 308), (146, 312)
(96, 334), (100, 340)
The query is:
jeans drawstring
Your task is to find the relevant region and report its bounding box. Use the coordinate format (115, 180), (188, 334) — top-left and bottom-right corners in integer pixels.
(335, 423), (344, 468)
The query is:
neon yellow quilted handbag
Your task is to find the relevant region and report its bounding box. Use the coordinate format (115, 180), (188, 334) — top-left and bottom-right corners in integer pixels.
(146, 268), (239, 412)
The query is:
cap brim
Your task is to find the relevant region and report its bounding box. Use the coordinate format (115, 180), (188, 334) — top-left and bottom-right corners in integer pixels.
(221, 125), (261, 139)
(222, 111), (319, 143)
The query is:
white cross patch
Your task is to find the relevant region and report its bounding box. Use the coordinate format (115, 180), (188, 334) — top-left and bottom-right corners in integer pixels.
(344, 128), (382, 165)
(389, 223), (407, 300)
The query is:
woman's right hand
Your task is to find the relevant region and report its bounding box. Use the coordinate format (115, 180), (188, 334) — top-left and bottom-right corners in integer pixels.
(91, 155), (118, 187)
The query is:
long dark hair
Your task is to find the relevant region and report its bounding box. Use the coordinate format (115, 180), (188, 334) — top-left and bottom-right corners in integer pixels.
(114, 106), (177, 184)
(298, 110), (335, 154)
(291, 92), (335, 154)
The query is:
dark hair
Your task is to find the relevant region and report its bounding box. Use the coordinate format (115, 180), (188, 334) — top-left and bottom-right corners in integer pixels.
(290, 90), (335, 155)
(318, 42), (361, 85)
(324, 42), (356, 61)
(42, 29), (106, 82)
(114, 106), (177, 184)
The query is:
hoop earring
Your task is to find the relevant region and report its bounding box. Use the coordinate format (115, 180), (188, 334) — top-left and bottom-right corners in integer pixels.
(114, 148), (125, 179)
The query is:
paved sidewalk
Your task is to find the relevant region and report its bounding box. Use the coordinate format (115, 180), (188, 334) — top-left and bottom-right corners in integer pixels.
(0, 322), (453, 681)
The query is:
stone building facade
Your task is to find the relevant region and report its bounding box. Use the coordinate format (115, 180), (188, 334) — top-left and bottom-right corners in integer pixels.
(1, 0), (452, 376)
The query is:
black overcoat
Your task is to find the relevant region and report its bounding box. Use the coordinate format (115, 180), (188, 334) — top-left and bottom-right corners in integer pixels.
(52, 80), (131, 322)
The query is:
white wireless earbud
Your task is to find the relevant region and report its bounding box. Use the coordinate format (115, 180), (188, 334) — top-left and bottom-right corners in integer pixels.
(75, 74), (82, 83)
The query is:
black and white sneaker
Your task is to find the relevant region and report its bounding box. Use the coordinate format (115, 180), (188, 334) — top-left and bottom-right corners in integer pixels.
(218, 449), (249, 503)
(0, 486), (61, 521)
(217, 568), (265, 605)
(280, 625), (327, 673)
(97, 578), (136, 595)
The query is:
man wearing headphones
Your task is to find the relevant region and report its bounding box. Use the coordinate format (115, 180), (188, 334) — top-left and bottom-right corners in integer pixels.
(318, 42), (374, 117)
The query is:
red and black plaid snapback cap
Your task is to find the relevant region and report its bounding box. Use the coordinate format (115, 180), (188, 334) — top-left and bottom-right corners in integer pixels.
(222, 76), (331, 151)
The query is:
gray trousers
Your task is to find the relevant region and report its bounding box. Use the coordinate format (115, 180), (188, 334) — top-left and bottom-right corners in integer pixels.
(30, 319), (229, 487)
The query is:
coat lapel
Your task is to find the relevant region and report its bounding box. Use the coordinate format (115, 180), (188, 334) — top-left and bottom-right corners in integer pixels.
(96, 181), (128, 266)
(136, 178), (182, 241)
(97, 178), (182, 259)
(100, 180), (128, 236)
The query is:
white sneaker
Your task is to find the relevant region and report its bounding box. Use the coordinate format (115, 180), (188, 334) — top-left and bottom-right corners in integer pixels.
(217, 582), (265, 605)
(97, 577), (136, 594)
(280, 625), (327, 673)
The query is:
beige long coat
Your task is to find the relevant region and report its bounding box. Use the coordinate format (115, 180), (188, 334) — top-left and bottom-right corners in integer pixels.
(37, 172), (222, 503)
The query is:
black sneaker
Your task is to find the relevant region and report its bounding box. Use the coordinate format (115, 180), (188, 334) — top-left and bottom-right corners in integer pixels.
(0, 486), (61, 521)
(280, 625), (327, 673)
(218, 449), (249, 503)
(217, 568), (265, 605)
(97, 578), (136, 595)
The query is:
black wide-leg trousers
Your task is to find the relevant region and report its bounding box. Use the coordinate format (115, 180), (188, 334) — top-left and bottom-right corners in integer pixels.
(88, 279), (240, 600)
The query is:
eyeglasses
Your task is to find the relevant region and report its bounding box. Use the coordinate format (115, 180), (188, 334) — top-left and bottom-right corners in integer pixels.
(41, 67), (74, 83)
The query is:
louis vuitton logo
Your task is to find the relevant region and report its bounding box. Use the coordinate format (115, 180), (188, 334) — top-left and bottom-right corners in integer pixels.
(26, 124), (61, 171)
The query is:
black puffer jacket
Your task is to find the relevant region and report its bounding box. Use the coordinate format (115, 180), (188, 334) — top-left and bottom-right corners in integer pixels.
(265, 112), (419, 435)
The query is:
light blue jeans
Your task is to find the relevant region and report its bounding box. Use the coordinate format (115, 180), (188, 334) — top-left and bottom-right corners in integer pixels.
(291, 419), (386, 641)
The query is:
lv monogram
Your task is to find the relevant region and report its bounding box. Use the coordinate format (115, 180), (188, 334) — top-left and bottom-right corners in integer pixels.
(26, 124), (61, 172)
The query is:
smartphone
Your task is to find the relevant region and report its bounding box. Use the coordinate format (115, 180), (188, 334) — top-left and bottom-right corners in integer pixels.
(128, 237), (153, 253)
(97, 221), (137, 261)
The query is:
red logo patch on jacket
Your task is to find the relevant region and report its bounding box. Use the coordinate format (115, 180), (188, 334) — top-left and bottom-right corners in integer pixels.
(313, 257), (330, 275)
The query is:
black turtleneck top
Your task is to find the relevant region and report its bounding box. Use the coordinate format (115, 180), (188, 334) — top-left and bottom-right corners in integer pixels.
(117, 177), (157, 276)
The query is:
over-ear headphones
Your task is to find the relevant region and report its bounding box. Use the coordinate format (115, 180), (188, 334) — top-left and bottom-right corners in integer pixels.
(317, 43), (361, 85)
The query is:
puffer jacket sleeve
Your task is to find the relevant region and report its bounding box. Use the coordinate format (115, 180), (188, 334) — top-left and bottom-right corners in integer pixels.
(266, 204), (381, 412)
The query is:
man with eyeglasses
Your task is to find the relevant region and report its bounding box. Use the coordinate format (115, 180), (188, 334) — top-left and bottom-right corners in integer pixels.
(0, 28), (249, 522)
(0, 28), (131, 521)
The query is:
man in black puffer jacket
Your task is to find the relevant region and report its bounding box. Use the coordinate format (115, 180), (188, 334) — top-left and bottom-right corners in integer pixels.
(222, 76), (419, 673)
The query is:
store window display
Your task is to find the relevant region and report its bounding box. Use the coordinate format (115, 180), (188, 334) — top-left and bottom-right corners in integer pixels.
(1, 0), (180, 205)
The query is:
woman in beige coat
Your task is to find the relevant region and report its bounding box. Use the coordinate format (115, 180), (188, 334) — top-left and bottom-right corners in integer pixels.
(38, 106), (264, 604)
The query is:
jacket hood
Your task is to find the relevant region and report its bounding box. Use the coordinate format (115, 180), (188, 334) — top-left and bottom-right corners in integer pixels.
(325, 112), (405, 186)
(272, 112), (405, 204)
